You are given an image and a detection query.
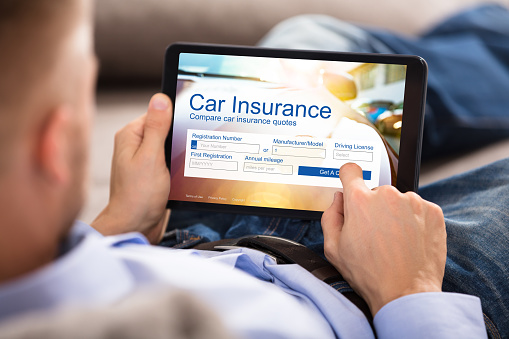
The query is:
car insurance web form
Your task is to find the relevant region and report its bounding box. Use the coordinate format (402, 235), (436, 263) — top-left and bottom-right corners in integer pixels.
(180, 91), (382, 190)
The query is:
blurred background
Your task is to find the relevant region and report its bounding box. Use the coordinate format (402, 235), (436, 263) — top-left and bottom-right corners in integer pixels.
(83, 0), (509, 223)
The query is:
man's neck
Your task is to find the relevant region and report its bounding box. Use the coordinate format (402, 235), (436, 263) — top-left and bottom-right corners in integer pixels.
(0, 203), (64, 284)
(0, 237), (60, 284)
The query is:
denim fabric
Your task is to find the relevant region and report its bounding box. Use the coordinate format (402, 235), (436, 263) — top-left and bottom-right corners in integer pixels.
(260, 6), (509, 161)
(257, 15), (394, 54)
(419, 158), (509, 339)
(368, 5), (509, 160)
(164, 212), (325, 259)
(160, 212), (236, 248)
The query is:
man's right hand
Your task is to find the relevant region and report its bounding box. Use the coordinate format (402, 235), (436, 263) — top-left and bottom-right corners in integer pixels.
(92, 94), (172, 244)
(321, 163), (447, 316)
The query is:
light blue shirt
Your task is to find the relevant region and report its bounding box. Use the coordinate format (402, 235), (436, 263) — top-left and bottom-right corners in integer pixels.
(0, 221), (487, 338)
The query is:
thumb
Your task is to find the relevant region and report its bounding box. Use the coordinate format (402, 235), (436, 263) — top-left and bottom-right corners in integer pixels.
(140, 93), (173, 154)
(321, 191), (345, 243)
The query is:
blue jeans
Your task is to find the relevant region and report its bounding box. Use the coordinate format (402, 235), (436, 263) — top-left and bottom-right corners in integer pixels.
(419, 158), (509, 339)
(161, 10), (509, 338)
(258, 7), (509, 161)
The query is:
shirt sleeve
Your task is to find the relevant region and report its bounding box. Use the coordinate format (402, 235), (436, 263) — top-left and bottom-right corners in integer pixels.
(374, 292), (487, 339)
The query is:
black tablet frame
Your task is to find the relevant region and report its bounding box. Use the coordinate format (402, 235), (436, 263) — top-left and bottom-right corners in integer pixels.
(162, 43), (427, 219)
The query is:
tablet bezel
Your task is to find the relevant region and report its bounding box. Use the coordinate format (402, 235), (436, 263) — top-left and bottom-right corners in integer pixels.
(162, 43), (427, 219)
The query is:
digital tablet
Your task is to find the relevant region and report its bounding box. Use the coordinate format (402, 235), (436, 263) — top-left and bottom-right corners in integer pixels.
(162, 43), (427, 219)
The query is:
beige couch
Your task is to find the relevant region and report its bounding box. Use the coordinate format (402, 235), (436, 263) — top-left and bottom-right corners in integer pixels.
(81, 0), (509, 223)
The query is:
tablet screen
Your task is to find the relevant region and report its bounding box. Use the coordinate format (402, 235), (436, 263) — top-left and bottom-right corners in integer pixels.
(164, 45), (426, 217)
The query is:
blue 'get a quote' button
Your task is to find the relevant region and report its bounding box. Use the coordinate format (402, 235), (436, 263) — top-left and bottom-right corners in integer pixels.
(298, 166), (371, 180)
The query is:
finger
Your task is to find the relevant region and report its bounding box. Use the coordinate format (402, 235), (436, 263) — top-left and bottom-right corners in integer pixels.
(140, 93), (173, 154)
(333, 191), (344, 217)
(321, 191), (345, 241)
(339, 163), (369, 196)
(114, 114), (146, 153)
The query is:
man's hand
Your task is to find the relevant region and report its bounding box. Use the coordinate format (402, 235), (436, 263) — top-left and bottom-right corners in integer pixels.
(321, 163), (447, 316)
(92, 94), (173, 244)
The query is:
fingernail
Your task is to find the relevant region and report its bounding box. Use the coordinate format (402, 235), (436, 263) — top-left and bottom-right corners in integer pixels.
(151, 95), (169, 111)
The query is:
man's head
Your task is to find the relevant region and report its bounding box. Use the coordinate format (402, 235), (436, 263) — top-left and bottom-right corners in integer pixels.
(0, 0), (97, 281)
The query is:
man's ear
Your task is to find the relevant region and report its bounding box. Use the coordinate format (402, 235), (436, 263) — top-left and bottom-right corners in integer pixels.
(35, 106), (72, 185)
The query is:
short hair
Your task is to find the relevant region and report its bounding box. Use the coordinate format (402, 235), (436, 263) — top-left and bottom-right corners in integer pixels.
(0, 0), (82, 171)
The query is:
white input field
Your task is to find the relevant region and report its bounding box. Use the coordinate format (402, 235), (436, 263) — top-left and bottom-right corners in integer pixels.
(189, 158), (238, 171)
(272, 145), (326, 158)
(243, 162), (293, 175)
(333, 150), (373, 162)
(194, 140), (259, 154)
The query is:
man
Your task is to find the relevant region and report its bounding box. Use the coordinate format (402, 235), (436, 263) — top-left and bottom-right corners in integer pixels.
(0, 0), (504, 338)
